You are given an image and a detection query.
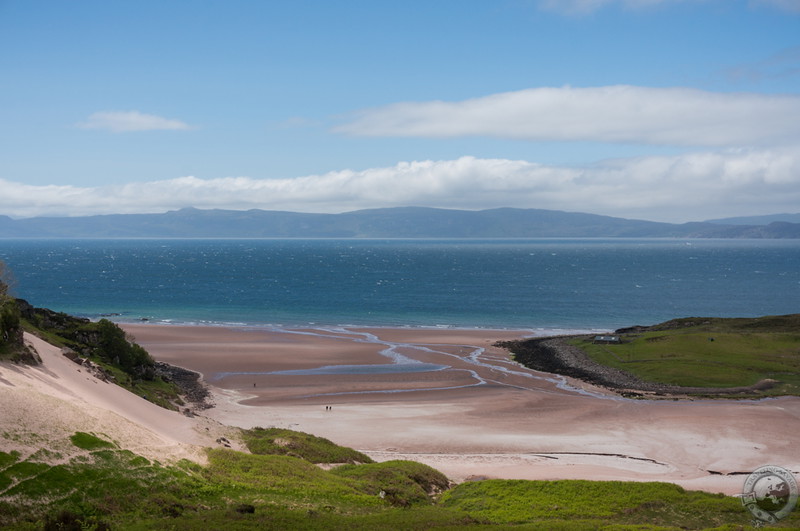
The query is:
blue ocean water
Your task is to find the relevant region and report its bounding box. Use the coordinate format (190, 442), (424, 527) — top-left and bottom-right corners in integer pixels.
(0, 238), (798, 331)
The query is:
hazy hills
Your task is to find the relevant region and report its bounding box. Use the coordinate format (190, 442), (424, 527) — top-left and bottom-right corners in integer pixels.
(704, 212), (800, 225)
(1, 207), (799, 238)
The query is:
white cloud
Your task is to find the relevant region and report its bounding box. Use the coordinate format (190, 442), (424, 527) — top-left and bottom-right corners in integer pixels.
(77, 111), (191, 132)
(334, 86), (800, 147)
(2, 148), (799, 222)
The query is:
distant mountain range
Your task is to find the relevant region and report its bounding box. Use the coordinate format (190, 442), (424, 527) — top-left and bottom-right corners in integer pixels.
(704, 213), (800, 226)
(1, 207), (799, 238)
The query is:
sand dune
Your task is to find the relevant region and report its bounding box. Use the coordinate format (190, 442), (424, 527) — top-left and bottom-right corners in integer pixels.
(0, 333), (241, 465)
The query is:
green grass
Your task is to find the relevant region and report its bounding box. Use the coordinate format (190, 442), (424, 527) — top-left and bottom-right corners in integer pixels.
(0, 445), (203, 527)
(440, 479), (798, 529)
(331, 460), (451, 507)
(574, 315), (800, 396)
(0, 451), (20, 470)
(124, 504), (481, 531)
(203, 448), (385, 510)
(0, 430), (460, 529)
(70, 431), (117, 450)
(2, 430), (796, 529)
(243, 427), (374, 464)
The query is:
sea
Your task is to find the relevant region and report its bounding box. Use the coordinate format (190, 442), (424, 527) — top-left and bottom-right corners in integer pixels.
(1, 238), (798, 332)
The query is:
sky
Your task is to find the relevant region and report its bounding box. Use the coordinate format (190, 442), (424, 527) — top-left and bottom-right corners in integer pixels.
(1, 0), (799, 223)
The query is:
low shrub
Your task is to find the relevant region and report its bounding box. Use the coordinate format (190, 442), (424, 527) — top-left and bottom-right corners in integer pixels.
(243, 427), (373, 464)
(69, 432), (116, 450)
(332, 460), (450, 507)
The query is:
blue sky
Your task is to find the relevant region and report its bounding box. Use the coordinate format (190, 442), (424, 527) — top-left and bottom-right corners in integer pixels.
(1, 0), (799, 222)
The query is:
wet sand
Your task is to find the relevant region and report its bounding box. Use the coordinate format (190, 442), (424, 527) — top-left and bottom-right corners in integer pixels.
(124, 324), (800, 495)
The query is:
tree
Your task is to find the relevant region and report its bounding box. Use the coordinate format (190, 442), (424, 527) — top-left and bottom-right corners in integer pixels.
(0, 260), (23, 353)
(0, 259), (12, 298)
(0, 298), (21, 343)
(95, 319), (156, 379)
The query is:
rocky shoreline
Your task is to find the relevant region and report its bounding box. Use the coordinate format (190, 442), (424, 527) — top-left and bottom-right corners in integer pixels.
(496, 336), (776, 399)
(154, 362), (214, 412)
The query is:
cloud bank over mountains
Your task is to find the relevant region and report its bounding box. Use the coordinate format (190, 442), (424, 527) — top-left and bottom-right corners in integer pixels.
(4, 147), (798, 223)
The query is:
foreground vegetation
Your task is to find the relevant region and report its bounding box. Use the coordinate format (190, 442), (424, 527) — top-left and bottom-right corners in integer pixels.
(1, 429), (796, 529)
(575, 314), (800, 397)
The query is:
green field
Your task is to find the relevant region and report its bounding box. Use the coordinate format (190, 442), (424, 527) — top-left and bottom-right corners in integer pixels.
(2, 429), (797, 530)
(574, 315), (800, 397)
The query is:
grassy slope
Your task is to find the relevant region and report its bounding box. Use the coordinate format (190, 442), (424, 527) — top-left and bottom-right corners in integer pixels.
(242, 427), (374, 464)
(575, 314), (800, 397)
(2, 429), (796, 530)
(440, 479), (763, 529)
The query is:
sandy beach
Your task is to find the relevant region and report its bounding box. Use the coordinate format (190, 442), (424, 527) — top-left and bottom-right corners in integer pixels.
(123, 323), (800, 495)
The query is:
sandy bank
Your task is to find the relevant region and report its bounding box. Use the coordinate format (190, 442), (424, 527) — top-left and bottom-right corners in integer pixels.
(0, 333), (241, 465)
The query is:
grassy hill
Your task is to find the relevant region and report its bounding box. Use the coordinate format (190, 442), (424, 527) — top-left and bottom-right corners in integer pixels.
(501, 314), (800, 399)
(3, 428), (794, 530)
(578, 314), (800, 397)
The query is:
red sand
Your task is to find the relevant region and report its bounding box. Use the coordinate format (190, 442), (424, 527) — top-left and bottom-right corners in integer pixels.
(124, 324), (800, 494)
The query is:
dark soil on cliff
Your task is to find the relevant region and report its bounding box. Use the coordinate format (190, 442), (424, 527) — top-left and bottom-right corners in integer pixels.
(155, 362), (214, 411)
